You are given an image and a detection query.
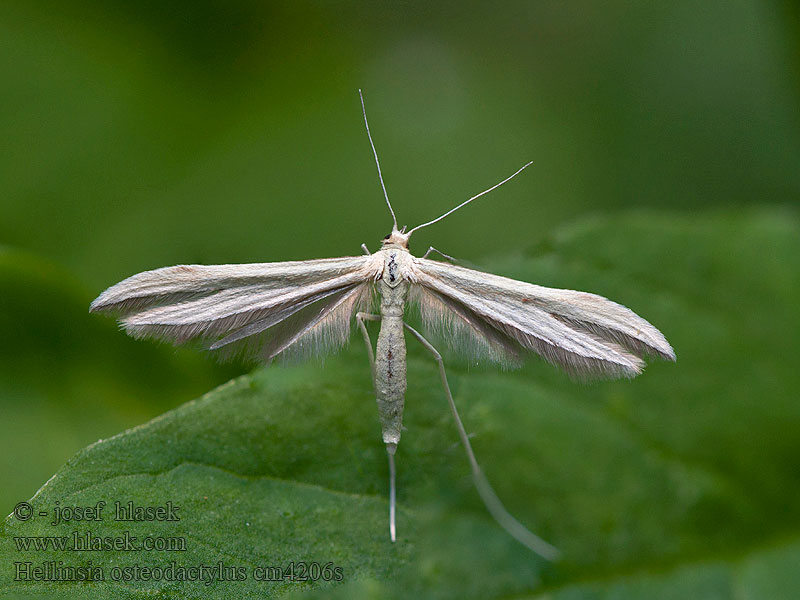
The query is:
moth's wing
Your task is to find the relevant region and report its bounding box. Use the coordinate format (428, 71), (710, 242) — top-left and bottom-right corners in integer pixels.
(211, 281), (375, 363)
(90, 255), (382, 362)
(410, 257), (675, 378)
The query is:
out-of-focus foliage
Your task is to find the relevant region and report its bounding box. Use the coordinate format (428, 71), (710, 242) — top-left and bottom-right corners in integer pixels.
(1, 1), (798, 286)
(0, 247), (240, 515)
(2, 209), (798, 599)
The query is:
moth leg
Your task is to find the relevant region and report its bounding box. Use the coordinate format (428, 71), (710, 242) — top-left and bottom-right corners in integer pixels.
(402, 321), (561, 560)
(386, 442), (397, 542)
(356, 311), (397, 542)
(361, 243), (371, 255)
(355, 312), (380, 381)
(421, 246), (458, 263)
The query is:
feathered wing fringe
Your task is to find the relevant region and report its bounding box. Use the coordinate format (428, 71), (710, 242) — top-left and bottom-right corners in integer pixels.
(212, 283), (374, 363)
(89, 257), (372, 313)
(90, 256), (381, 362)
(410, 257), (675, 379)
(90, 252), (674, 377)
(409, 285), (524, 367)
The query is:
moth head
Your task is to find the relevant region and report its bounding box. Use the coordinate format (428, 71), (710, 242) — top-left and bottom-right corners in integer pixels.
(382, 228), (410, 250)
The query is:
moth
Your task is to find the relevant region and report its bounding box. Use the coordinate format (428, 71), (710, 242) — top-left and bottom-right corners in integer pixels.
(90, 92), (675, 560)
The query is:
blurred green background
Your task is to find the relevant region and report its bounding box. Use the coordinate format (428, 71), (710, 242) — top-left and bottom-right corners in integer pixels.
(1, 0), (799, 596)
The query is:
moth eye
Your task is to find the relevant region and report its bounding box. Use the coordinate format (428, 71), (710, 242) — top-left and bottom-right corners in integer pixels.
(383, 234), (391, 240)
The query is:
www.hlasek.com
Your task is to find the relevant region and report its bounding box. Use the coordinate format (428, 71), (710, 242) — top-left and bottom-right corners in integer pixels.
(14, 530), (186, 552)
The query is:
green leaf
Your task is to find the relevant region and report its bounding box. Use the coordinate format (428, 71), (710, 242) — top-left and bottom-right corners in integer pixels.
(1, 207), (798, 599)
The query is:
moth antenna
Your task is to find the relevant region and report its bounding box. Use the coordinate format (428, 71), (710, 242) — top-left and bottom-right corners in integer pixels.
(407, 161), (533, 235)
(359, 89), (398, 232)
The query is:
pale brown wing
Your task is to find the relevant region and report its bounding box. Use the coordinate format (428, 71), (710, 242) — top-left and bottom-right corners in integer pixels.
(410, 257), (674, 378)
(91, 255), (382, 361)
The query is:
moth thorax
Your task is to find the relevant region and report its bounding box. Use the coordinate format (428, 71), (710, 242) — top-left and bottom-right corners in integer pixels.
(381, 249), (411, 290)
